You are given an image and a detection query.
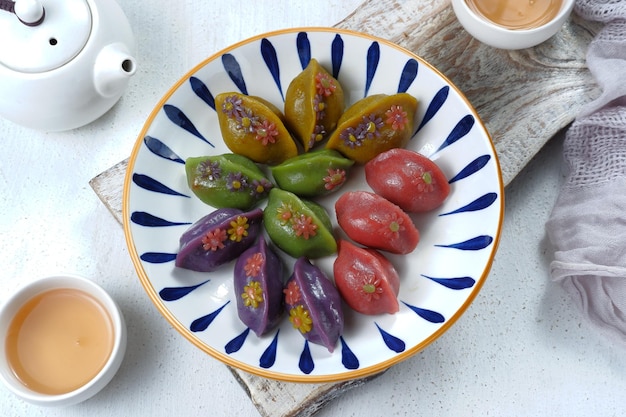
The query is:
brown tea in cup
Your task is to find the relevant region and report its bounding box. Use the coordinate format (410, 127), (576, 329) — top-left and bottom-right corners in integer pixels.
(465, 0), (562, 29)
(5, 288), (114, 395)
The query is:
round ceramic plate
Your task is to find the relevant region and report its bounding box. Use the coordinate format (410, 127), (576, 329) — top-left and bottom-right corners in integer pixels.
(123, 28), (504, 382)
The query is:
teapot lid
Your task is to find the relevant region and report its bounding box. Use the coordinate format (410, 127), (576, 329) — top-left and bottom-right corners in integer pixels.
(0, 0), (92, 73)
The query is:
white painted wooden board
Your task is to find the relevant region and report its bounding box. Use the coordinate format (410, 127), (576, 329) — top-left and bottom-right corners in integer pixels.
(90, 1), (601, 416)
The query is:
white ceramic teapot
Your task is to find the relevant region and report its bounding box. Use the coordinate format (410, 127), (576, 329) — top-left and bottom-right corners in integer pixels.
(0, 0), (136, 131)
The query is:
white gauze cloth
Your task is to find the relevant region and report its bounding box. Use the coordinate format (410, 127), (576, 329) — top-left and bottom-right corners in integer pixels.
(546, 0), (626, 344)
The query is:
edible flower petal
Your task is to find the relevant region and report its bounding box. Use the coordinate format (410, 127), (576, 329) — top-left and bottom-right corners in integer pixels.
(242, 281), (264, 308)
(228, 216), (250, 242)
(289, 305), (313, 334)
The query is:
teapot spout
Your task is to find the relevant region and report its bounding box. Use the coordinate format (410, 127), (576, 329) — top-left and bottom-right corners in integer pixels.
(93, 42), (136, 98)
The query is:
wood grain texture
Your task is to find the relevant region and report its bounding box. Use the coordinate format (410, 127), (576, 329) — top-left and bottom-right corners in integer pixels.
(89, 1), (602, 416)
(229, 368), (382, 417)
(89, 159), (127, 224)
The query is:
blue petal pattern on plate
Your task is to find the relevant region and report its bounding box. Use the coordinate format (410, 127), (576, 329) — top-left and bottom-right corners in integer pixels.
(436, 235), (494, 251)
(402, 302), (446, 324)
(143, 136), (185, 163)
(132, 173), (189, 197)
(225, 328), (250, 354)
(417, 86), (449, 132)
(261, 38), (283, 100)
(222, 53), (248, 95)
(440, 192), (498, 216)
(432, 114), (475, 155)
(139, 252), (176, 264)
(260, 331), (280, 369)
(190, 301), (230, 332)
(449, 154), (491, 184)
(397, 59), (418, 94)
(364, 41), (380, 97)
(130, 211), (191, 227)
(159, 279), (210, 301)
(340, 337), (359, 370)
(376, 324), (406, 353)
(331, 34), (344, 79)
(190, 76), (216, 110)
(296, 32), (311, 70)
(125, 29), (503, 382)
(422, 274), (476, 290)
(299, 341), (314, 374)
(163, 104), (213, 147)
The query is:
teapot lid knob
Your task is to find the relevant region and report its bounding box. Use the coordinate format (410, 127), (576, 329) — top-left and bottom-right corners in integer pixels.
(14, 0), (45, 26)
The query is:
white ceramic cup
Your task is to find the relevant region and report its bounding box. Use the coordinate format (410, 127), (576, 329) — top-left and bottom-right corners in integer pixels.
(451, 0), (576, 50)
(0, 274), (127, 407)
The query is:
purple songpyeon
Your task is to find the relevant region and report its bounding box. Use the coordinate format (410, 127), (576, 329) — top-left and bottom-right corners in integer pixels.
(175, 208), (263, 272)
(234, 236), (285, 337)
(283, 257), (344, 352)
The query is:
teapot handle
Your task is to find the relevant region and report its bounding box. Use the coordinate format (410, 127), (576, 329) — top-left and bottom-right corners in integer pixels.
(0, 0), (45, 26)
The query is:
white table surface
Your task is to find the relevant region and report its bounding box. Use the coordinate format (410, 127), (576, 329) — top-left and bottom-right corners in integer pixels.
(2, 1), (626, 416)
